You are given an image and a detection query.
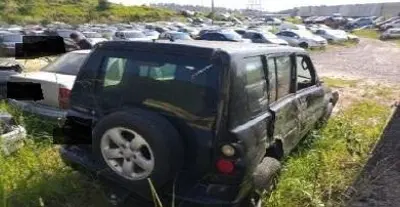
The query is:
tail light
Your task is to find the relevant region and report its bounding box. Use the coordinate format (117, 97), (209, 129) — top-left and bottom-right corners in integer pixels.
(215, 143), (241, 175)
(59, 87), (71, 109)
(216, 158), (235, 174)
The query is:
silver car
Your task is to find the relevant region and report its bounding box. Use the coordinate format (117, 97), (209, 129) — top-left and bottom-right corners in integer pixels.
(380, 28), (400, 40)
(276, 29), (328, 49)
(242, 31), (289, 45)
(314, 29), (349, 43)
(112, 30), (152, 41)
(8, 50), (90, 120)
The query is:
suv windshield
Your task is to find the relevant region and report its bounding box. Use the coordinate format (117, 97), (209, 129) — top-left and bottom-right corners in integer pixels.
(124, 32), (145, 38)
(41, 52), (88, 75)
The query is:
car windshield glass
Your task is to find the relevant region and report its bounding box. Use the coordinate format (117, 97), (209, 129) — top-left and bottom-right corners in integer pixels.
(124, 32), (145, 38)
(83, 33), (102, 38)
(41, 52), (88, 75)
(57, 31), (73, 38)
(296, 30), (314, 38)
(262, 32), (277, 38)
(222, 32), (242, 41)
(1, 35), (22, 42)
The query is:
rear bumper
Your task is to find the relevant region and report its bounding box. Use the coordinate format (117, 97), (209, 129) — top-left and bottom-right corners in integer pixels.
(7, 99), (66, 121)
(59, 145), (263, 207)
(309, 42), (328, 48)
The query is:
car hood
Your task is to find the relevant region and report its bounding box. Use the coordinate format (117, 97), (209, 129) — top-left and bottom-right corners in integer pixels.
(306, 35), (327, 42)
(127, 37), (152, 41)
(267, 38), (289, 45)
(87, 38), (108, 44)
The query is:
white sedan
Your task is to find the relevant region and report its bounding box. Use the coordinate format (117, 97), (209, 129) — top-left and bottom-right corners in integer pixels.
(8, 50), (90, 120)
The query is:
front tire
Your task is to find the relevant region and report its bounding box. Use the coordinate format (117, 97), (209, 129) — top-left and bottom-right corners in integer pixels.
(92, 109), (184, 201)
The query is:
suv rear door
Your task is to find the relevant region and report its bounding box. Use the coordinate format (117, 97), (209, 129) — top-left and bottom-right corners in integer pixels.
(266, 53), (300, 155)
(294, 54), (326, 137)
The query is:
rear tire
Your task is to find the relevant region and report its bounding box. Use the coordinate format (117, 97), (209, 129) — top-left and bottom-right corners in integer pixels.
(92, 109), (184, 201)
(317, 102), (334, 128)
(253, 157), (281, 195)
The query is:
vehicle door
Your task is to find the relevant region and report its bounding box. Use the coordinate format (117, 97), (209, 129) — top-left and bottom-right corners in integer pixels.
(294, 54), (326, 138)
(266, 53), (300, 155)
(392, 30), (400, 38)
(278, 31), (298, 46)
(315, 29), (327, 39)
(200, 33), (215, 41)
(228, 55), (272, 166)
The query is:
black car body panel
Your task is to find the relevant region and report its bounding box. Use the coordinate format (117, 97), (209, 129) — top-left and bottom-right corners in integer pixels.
(60, 40), (337, 206)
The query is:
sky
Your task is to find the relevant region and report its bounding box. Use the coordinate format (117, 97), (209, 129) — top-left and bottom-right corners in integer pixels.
(110, 0), (399, 12)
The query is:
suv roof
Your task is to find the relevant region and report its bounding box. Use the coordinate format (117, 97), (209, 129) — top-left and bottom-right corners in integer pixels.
(96, 40), (305, 57)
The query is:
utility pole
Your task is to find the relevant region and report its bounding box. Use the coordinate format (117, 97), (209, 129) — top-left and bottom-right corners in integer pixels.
(211, 0), (215, 25)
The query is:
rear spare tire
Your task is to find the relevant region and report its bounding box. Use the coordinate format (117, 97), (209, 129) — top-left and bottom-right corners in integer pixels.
(92, 109), (184, 200)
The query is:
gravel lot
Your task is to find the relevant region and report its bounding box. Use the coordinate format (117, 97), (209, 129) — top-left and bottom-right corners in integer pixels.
(311, 38), (400, 84)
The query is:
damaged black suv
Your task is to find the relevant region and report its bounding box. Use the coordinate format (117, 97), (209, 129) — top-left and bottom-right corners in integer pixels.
(59, 40), (339, 207)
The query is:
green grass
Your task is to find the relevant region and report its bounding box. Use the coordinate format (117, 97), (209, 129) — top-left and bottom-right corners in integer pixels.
(351, 29), (380, 39)
(284, 17), (303, 25)
(0, 0), (180, 25)
(266, 100), (392, 207)
(322, 77), (359, 88)
(0, 102), (108, 207)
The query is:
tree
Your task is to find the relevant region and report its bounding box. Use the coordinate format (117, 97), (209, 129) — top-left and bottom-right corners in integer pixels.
(97, 0), (110, 11)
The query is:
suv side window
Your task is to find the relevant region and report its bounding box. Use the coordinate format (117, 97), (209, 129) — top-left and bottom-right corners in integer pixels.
(296, 55), (316, 90)
(103, 57), (127, 87)
(243, 56), (268, 116)
(275, 56), (292, 99)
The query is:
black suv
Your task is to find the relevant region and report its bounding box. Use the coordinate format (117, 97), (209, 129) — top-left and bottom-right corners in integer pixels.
(59, 40), (338, 207)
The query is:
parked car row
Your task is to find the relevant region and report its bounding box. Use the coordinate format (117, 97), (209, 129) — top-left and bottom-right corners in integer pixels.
(0, 18), (365, 58)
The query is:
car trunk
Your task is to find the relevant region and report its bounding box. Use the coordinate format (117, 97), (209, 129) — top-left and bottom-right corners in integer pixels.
(8, 71), (76, 108)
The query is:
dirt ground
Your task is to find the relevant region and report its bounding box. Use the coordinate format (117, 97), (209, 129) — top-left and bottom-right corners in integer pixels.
(311, 38), (400, 85)
(311, 38), (400, 113)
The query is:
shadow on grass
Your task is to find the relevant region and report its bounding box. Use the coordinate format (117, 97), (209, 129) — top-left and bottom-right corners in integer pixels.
(346, 104), (400, 207)
(6, 169), (110, 207)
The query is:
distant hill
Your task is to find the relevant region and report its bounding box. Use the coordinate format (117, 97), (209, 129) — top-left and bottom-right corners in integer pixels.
(0, 0), (181, 25)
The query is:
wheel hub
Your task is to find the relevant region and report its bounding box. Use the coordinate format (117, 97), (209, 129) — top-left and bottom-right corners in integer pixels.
(100, 127), (155, 180)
